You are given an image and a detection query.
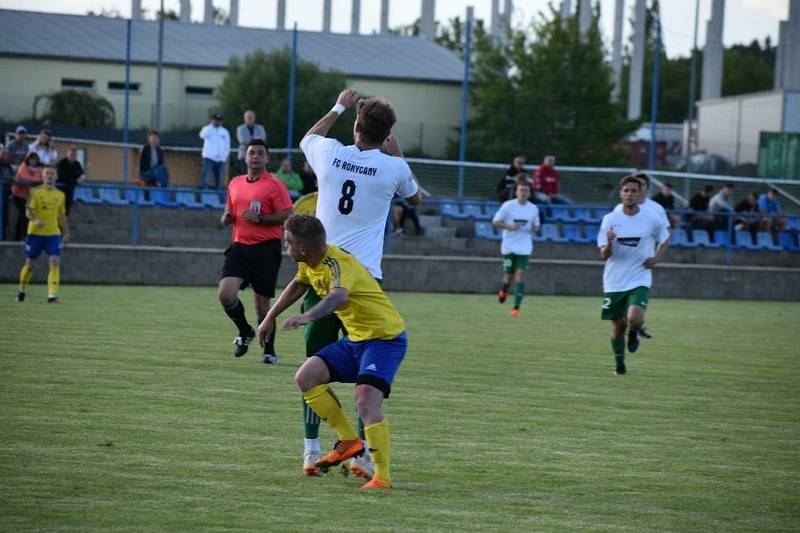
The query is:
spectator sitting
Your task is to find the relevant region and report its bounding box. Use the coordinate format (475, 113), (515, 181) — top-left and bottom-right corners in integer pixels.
(199, 112), (231, 190)
(7, 125), (30, 165)
(689, 184), (715, 232)
(734, 191), (760, 232)
(496, 155), (526, 202)
(651, 182), (681, 228)
(56, 146), (87, 216)
(28, 129), (58, 166)
(532, 155), (568, 204)
(275, 159), (304, 200)
(757, 188), (786, 232)
(11, 152), (43, 240)
(235, 110), (267, 173)
(708, 182), (735, 230)
(299, 160), (318, 195)
(392, 196), (423, 236)
(1, 148), (13, 238)
(138, 130), (169, 188)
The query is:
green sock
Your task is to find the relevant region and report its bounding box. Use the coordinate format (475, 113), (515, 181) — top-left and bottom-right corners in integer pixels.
(358, 412), (366, 441)
(611, 338), (625, 367)
(303, 397), (320, 439)
(501, 282), (510, 293)
(514, 282), (525, 308)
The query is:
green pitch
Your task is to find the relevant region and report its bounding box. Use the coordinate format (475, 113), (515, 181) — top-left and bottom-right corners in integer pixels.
(1, 284), (798, 531)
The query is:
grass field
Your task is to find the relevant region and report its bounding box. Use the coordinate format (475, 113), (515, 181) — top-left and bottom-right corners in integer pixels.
(1, 283), (799, 531)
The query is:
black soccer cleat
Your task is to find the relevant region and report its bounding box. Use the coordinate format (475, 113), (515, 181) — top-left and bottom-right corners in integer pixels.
(16, 291), (25, 302)
(615, 365), (627, 375)
(638, 328), (652, 339)
(262, 353), (279, 365)
(233, 327), (256, 358)
(627, 329), (640, 353)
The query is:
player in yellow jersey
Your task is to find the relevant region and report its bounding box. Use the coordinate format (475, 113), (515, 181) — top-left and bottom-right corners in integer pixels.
(17, 165), (70, 303)
(258, 215), (407, 490)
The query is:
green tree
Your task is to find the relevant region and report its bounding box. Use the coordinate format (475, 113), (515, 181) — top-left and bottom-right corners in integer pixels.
(458, 5), (633, 164)
(217, 48), (349, 151)
(38, 90), (116, 128)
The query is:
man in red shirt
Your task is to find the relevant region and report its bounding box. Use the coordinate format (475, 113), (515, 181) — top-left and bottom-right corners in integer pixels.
(532, 155), (568, 204)
(218, 139), (293, 363)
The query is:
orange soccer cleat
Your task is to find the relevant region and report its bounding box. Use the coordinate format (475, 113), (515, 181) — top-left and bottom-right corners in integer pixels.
(361, 476), (391, 490)
(498, 289), (508, 304)
(314, 439), (364, 472)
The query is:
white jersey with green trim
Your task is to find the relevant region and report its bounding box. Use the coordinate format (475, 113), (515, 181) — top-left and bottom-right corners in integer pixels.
(492, 199), (540, 256)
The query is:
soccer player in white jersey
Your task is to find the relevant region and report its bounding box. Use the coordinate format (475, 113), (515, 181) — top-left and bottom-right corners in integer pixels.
(294, 88), (421, 478)
(598, 176), (670, 375)
(491, 176), (540, 317)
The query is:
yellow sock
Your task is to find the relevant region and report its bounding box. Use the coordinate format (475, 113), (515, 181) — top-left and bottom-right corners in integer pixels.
(19, 265), (33, 292)
(365, 419), (391, 483)
(303, 384), (358, 441)
(47, 264), (60, 298)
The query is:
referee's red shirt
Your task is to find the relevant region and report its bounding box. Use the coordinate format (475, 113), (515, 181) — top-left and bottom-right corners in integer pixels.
(226, 172), (293, 244)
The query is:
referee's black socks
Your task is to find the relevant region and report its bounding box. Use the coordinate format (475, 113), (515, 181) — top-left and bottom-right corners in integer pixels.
(224, 298), (251, 337)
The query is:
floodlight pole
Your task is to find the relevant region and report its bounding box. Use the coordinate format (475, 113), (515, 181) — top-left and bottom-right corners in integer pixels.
(155, 0), (165, 130)
(685, 0), (700, 180)
(647, 13), (661, 171)
(458, 7), (474, 199)
(287, 23), (298, 161)
(123, 18), (132, 182)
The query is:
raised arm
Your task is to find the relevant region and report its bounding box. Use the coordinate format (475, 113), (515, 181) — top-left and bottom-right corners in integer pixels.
(303, 89), (359, 140)
(383, 134), (423, 207)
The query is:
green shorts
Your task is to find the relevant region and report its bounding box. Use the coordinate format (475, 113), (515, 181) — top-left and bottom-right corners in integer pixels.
(302, 278), (383, 357)
(502, 254), (530, 274)
(601, 286), (649, 320)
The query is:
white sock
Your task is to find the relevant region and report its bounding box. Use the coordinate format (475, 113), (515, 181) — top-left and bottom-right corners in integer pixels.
(304, 438), (320, 453)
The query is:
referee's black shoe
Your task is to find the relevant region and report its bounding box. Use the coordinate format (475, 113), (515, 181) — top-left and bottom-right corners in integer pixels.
(233, 327), (256, 357)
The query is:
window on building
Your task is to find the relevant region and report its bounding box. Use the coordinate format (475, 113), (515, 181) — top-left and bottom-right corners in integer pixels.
(108, 81), (141, 92)
(61, 78), (95, 90)
(185, 86), (214, 97)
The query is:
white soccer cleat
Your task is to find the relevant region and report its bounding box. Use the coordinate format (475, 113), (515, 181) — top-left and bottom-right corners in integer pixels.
(303, 450), (325, 477)
(349, 453), (375, 480)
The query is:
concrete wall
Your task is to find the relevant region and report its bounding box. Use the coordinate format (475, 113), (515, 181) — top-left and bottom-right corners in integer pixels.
(2, 242), (798, 301)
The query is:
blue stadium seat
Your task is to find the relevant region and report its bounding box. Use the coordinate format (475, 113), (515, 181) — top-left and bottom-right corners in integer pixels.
(532, 229), (546, 243)
(563, 224), (590, 244)
(149, 189), (179, 208)
(201, 191), (225, 209)
(74, 186), (102, 205)
(691, 229), (712, 248)
(440, 202), (466, 220)
(176, 191), (205, 209)
(474, 221), (500, 241)
(541, 223), (566, 243)
(99, 186), (129, 206)
(756, 231), (782, 251)
(483, 201), (501, 215)
(670, 228), (695, 248)
(125, 188), (155, 207)
(778, 232), (800, 252)
(786, 216), (800, 231)
(572, 207), (595, 224)
(463, 203), (490, 220)
(712, 230), (731, 248)
(584, 225), (600, 243)
(734, 231), (759, 250)
(548, 205), (574, 223)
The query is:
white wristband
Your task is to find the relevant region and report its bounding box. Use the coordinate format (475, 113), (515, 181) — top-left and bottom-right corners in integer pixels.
(331, 103), (346, 115)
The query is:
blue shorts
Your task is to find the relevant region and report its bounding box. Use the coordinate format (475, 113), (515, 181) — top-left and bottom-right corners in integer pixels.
(25, 235), (62, 259)
(316, 331), (408, 398)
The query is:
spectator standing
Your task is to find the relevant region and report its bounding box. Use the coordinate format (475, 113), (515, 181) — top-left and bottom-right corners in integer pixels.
(55, 147), (86, 215)
(1, 148), (13, 238)
(138, 130), (169, 188)
(734, 191), (760, 231)
(496, 155), (526, 202)
(236, 110), (267, 173)
(757, 188), (786, 232)
(199, 113), (231, 190)
(7, 126), (30, 165)
(299, 160), (318, 195)
(392, 197), (422, 236)
(28, 129), (58, 166)
(651, 182), (681, 228)
(689, 184), (715, 232)
(275, 159), (304, 200)
(532, 155), (567, 204)
(11, 152), (43, 240)
(708, 183), (735, 230)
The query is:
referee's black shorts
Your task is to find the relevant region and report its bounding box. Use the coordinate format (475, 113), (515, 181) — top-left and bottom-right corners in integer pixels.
(221, 239), (282, 297)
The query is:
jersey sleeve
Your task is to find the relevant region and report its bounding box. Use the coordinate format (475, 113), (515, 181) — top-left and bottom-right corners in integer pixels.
(269, 180), (294, 212)
(394, 159), (418, 199)
(655, 217), (670, 243)
(325, 256), (356, 291)
(27, 189), (38, 210)
(300, 134), (341, 174)
(597, 215), (610, 247)
(58, 192), (66, 216)
(492, 203), (507, 224)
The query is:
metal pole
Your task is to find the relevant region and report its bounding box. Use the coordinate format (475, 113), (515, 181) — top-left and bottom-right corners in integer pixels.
(647, 14), (661, 171)
(458, 8), (474, 199)
(686, 0), (700, 180)
(286, 23), (298, 160)
(155, 0), (165, 129)
(123, 18), (132, 182)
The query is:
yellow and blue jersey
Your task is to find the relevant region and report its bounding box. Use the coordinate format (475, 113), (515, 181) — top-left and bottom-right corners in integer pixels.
(27, 186), (65, 236)
(295, 244), (404, 342)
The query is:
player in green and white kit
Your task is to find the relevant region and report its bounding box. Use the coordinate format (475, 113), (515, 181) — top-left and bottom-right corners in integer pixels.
(598, 176), (670, 375)
(492, 178), (540, 317)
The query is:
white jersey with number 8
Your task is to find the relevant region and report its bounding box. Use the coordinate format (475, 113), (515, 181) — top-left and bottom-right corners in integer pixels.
(300, 134), (418, 279)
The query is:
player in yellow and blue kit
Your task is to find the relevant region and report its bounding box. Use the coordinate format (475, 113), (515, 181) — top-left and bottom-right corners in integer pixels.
(17, 165), (70, 303)
(258, 215), (407, 490)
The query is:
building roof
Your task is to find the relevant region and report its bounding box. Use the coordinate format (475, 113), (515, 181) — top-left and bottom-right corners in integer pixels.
(0, 9), (464, 83)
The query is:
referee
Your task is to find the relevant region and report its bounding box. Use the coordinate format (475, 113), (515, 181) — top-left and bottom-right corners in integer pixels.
(218, 139), (293, 363)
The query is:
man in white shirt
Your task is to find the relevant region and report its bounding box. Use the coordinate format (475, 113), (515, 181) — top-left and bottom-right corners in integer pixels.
(28, 129), (58, 166)
(199, 113), (231, 190)
(291, 88), (420, 479)
(491, 177), (540, 318)
(598, 176), (670, 375)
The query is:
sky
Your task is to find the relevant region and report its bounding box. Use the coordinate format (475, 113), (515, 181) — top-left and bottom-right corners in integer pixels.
(0, 0), (789, 58)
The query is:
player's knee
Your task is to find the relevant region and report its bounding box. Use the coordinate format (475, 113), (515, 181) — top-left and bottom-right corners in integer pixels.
(217, 285), (235, 306)
(294, 365), (318, 392)
(355, 397), (382, 425)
